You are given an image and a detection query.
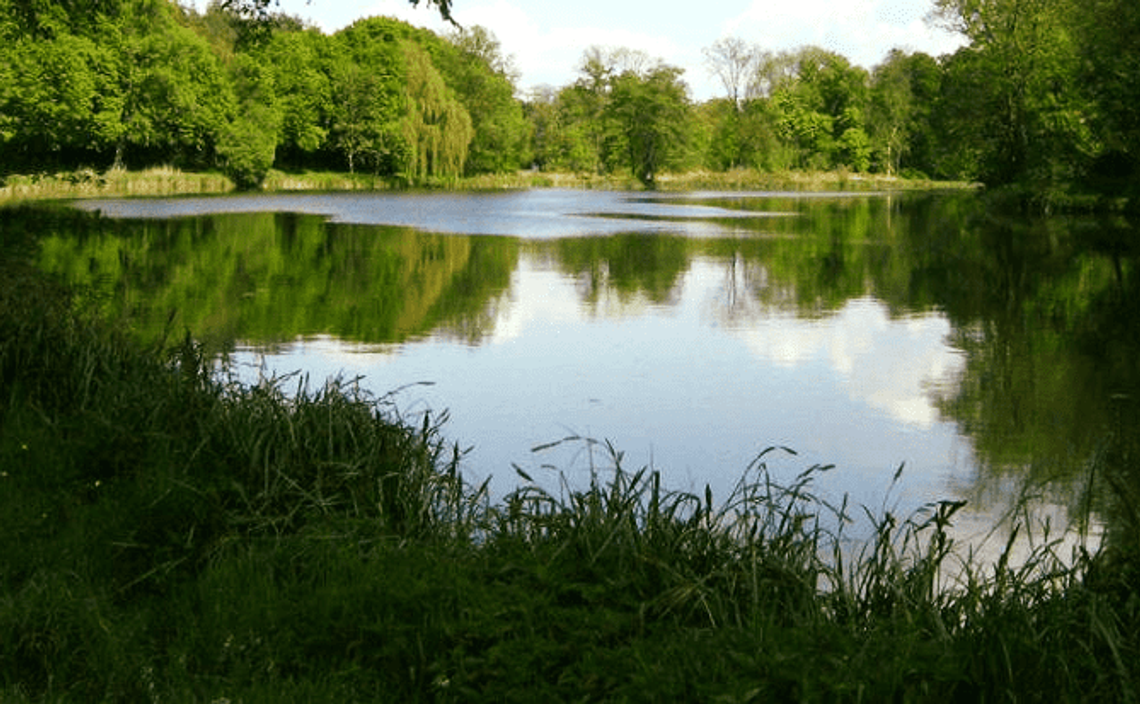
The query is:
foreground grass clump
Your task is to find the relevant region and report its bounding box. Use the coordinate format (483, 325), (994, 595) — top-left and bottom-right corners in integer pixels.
(1, 244), (1137, 701)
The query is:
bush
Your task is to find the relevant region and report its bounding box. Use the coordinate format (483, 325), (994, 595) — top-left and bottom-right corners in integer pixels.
(217, 110), (278, 191)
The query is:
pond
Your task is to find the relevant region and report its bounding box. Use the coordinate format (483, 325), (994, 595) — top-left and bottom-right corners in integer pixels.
(27, 189), (1140, 554)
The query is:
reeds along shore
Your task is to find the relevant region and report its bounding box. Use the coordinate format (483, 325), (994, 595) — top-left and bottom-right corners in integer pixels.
(1, 217), (1137, 702)
(0, 165), (976, 203)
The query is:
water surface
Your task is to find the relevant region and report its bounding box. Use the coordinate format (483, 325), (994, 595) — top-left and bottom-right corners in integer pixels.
(46, 189), (1139, 550)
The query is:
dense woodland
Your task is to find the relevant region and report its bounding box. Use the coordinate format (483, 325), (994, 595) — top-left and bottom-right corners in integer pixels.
(1, 0), (1138, 204)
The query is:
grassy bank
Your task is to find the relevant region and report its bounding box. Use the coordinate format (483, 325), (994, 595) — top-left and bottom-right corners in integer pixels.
(652, 168), (979, 192)
(1, 218), (1137, 702)
(0, 166), (402, 202)
(1, 165), (976, 203)
(0, 166), (234, 201)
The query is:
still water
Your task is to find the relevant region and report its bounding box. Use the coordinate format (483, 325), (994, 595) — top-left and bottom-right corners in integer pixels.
(47, 189), (1139, 551)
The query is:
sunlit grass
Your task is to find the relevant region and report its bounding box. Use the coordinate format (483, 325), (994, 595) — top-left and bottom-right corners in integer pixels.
(0, 236), (1136, 701)
(0, 166), (233, 201)
(261, 169), (395, 192)
(1, 164), (977, 204)
(654, 167), (979, 192)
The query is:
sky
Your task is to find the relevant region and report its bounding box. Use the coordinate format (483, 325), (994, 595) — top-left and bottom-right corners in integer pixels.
(263, 0), (967, 102)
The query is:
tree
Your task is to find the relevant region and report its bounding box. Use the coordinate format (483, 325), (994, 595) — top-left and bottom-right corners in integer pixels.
(330, 60), (393, 174)
(541, 85), (600, 173)
(607, 63), (692, 186)
(401, 41), (472, 182)
(837, 119), (872, 172)
(216, 106), (277, 188)
(703, 36), (756, 110)
(0, 0), (130, 39)
(114, 23), (236, 167)
(870, 51), (943, 178)
(931, 0), (1090, 191)
(331, 18), (409, 175)
(558, 46), (621, 175)
(440, 25), (529, 173)
(773, 88), (835, 170)
(446, 24), (519, 83)
(748, 49), (800, 100)
(523, 85), (558, 170)
(868, 49), (946, 177)
(217, 53), (281, 188)
(869, 50), (913, 176)
(763, 47), (869, 171)
(0, 0), (237, 172)
(701, 99), (742, 170)
(700, 97), (782, 171)
(1078, 0), (1140, 202)
(255, 28), (334, 165)
(0, 34), (109, 168)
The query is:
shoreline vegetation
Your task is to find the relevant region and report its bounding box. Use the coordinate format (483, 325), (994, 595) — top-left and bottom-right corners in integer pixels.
(2, 206), (1138, 700)
(0, 165), (978, 204)
(4, 0), (1138, 215)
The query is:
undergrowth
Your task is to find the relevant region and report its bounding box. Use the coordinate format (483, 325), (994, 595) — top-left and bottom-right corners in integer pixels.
(1, 228), (1137, 701)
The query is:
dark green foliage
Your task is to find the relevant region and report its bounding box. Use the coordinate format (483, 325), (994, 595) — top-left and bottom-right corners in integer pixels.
(869, 50), (943, 178)
(700, 97), (784, 171)
(0, 214), (468, 589)
(929, 0), (1102, 203)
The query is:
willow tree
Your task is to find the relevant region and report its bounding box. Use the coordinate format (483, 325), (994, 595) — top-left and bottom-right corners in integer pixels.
(441, 25), (530, 174)
(401, 41), (472, 183)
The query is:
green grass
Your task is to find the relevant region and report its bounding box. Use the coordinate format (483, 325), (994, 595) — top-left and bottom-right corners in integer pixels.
(1, 227), (1137, 701)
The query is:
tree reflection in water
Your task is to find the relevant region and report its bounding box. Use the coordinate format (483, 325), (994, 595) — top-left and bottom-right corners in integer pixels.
(14, 193), (1139, 563)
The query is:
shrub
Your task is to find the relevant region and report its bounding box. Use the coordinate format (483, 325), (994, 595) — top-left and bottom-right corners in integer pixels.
(217, 109), (279, 191)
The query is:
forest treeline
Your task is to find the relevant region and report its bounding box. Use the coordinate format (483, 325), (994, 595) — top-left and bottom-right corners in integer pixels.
(1, 0), (1137, 204)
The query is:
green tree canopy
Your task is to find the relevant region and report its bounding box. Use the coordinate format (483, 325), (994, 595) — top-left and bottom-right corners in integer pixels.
(440, 26), (530, 174)
(607, 63), (693, 186)
(931, 0), (1093, 191)
(401, 40), (472, 182)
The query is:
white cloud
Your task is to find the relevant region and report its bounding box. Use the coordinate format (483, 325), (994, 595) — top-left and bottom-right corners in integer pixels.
(724, 0), (964, 68)
(486, 259), (584, 345)
(734, 298), (964, 428)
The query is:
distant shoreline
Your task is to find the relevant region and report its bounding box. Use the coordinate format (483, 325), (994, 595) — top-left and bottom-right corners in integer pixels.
(1, 165), (977, 203)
